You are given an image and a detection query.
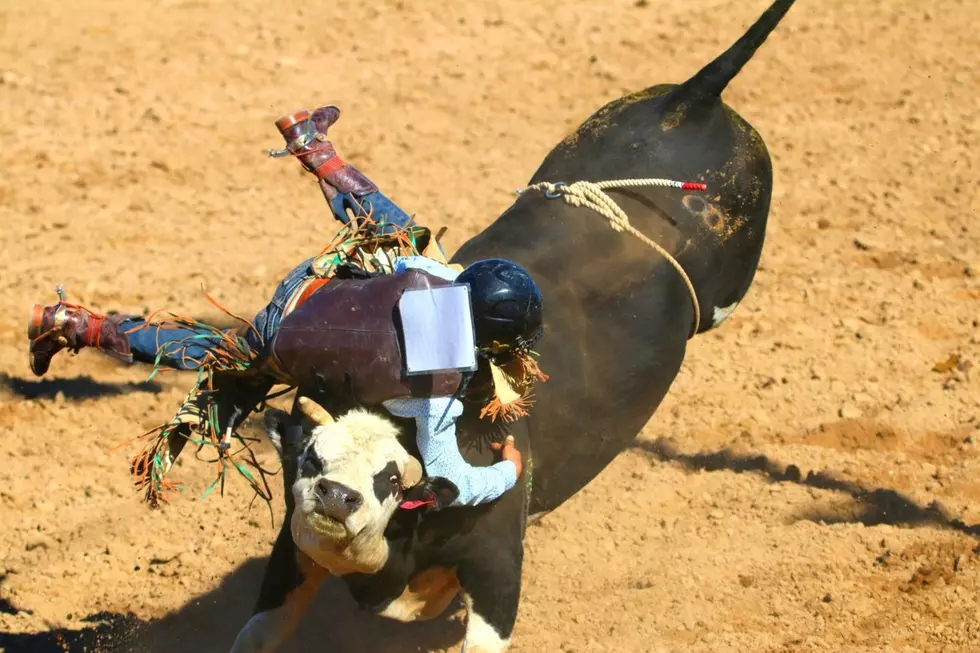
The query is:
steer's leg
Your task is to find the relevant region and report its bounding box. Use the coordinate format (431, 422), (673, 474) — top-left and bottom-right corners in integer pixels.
(230, 522), (329, 653)
(456, 542), (523, 653)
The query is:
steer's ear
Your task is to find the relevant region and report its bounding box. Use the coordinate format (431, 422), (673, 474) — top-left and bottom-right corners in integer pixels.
(263, 408), (312, 462)
(401, 477), (460, 512)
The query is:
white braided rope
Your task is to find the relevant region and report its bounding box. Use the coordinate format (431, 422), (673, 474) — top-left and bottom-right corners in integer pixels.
(518, 178), (703, 338)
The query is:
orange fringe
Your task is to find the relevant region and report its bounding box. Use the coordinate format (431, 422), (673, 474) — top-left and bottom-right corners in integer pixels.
(518, 354), (549, 384)
(480, 392), (533, 423)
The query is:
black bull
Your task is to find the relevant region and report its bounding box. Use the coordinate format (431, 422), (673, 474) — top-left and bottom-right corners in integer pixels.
(237, 0), (797, 650)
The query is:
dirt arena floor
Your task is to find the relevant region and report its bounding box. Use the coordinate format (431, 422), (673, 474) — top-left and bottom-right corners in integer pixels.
(1, 0), (979, 651)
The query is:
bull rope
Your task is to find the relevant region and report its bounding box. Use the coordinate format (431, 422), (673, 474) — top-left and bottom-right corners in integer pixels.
(516, 178), (706, 339)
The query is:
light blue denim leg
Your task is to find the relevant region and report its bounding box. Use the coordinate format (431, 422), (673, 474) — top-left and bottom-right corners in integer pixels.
(120, 319), (235, 370)
(328, 191), (414, 234)
(247, 257), (316, 349)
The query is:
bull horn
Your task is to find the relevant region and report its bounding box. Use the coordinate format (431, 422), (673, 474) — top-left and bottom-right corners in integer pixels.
(299, 397), (334, 426)
(401, 456), (423, 489)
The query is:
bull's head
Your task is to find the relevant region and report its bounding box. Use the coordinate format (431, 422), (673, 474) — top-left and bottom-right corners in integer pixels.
(265, 397), (457, 575)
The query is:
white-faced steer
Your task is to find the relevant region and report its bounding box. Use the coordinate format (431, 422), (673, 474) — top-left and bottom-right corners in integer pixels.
(231, 1), (799, 651)
(232, 397), (466, 652)
(280, 399), (424, 577)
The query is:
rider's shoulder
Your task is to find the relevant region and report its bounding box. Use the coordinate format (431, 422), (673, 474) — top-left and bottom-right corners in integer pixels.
(393, 255), (462, 282)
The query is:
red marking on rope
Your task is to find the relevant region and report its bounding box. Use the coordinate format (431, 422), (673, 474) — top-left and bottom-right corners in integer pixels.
(313, 155), (346, 180)
(682, 182), (707, 191)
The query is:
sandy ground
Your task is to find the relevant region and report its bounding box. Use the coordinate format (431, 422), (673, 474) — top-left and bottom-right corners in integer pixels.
(1, 0), (979, 651)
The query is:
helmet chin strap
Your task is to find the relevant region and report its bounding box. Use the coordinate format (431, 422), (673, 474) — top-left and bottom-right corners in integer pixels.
(432, 368), (478, 431)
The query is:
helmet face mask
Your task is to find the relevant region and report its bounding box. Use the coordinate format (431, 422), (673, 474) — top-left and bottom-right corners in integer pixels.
(455, 258), (543, 367)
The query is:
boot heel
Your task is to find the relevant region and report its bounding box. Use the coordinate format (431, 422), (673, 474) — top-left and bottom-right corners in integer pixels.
(27, 304), (45, 340)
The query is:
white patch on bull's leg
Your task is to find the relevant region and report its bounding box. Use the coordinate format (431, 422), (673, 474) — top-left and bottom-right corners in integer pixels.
(229, 564), (327, 653)
(378, 566), (460, 623)
(711, 301), (738, 328)
(461, 593), (511, 653)
(229, 611), (284, 653)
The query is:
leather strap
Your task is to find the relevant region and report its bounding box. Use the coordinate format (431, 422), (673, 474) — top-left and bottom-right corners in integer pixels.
(313, 154), (346, 181)
(86, 314), (105, 348)
(282, 276), (332, 319)
(295, 277), (331, 309)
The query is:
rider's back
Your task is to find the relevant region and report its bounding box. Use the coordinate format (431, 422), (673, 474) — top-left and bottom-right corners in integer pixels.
(268, 267), (464, 407)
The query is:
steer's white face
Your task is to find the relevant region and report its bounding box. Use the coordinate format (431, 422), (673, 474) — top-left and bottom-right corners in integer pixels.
(273, 407), (421, 575)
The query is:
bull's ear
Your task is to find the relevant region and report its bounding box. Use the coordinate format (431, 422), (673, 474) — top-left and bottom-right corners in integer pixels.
(402, 476), (459, 511)
(263, 408), (311, 462)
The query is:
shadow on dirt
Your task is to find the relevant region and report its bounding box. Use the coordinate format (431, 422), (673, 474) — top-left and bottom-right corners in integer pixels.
(0, 575), (21, 618)
(0, 558), (464, 653)
(631, 436), (980, 537)
(0, 373), (164, 402)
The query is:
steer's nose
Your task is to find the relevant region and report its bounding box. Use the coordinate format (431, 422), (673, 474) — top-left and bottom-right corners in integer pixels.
(315, 479), (363, 521)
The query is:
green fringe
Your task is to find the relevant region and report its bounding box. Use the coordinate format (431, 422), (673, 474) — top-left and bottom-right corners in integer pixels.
(130, 317), (277, 508)
(129, 222), (432, 508)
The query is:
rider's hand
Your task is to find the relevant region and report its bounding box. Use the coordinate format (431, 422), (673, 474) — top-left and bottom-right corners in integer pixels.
(490, 435), (523, 479)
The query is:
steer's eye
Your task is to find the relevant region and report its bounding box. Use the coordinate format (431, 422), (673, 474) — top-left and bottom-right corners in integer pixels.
(301, 449), (323, 476)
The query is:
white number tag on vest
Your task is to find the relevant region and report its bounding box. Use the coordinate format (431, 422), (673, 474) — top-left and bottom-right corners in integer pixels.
(398, 284), (478, 375)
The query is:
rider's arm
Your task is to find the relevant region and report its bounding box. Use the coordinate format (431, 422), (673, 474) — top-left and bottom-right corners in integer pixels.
(383, 396), (518, 507)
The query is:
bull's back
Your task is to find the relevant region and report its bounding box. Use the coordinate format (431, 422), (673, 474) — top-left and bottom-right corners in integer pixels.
(453, 197), (693, 514)
(534, 86), (774, 333)
(451, 88), (775, 514)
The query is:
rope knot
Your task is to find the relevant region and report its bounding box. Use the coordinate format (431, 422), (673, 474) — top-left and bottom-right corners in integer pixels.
(517, 176), (707, 339)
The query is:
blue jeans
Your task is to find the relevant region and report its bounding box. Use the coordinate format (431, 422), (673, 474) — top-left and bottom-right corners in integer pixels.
(121, 257), (315, 371)
(329, 190), (413, 234)
(332, 190), (448, 260)
(120, 189), (414, 371)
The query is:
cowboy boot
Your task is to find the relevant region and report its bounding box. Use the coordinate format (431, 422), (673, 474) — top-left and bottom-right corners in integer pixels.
(27, 303), (134, 376)
(273, 105), (379, 197)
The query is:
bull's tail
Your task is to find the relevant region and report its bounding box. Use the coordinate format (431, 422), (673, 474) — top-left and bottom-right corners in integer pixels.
(670, 0), (797, 104)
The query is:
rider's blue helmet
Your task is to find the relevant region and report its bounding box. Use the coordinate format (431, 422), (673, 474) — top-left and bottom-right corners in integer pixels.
(456, 258), (543, 364)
